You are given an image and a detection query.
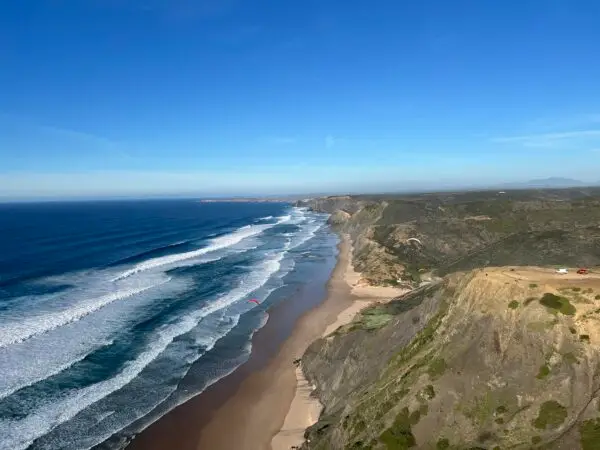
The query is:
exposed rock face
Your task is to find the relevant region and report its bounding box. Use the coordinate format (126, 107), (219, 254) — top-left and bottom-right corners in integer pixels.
(297, 188), (600, 449)
(328, 210), (352, 226)
(296, 196), (362, 215)
(303, 268), (600, 449)
(303, 190), (600, 286)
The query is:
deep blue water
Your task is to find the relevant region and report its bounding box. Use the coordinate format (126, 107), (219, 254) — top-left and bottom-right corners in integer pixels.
(0, 200), (334, 450)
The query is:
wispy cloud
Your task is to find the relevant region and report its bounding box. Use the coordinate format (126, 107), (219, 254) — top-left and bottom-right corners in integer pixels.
(491, 129), (600, 148)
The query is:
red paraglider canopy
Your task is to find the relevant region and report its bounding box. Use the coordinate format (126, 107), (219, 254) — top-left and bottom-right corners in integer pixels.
(248, 298), (260, 305)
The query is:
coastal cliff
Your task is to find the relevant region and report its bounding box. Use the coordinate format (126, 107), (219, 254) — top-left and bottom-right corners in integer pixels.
(296, 189), (600, 449)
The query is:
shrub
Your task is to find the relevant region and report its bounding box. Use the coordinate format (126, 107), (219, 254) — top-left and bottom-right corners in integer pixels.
(536, 365), (550, 379)
(379, 407), (416, 448)
(530, 283), (538, 288)
(539, 293), (576, 315)
(533, 400), (568, 429)
(437, 439), (450, 450)
(428, 359), (447, 379)
(423, 385), (436, 400)
(580, 418), (600, 450)
(508, 300), (520, 309)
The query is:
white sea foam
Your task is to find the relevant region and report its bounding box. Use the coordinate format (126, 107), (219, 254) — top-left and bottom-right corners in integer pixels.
(289, 222), (323, 251)
(0, 338), (114, 401)
(0, 250), (288, 450)
(0, 214), (292, 351)
(112, 215), (290, 281)
(0, 208), (327, 450)
(0, 277), (171, 349)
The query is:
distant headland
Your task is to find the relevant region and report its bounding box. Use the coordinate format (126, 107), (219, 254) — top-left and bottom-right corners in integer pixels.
(198, 197), (310, 203)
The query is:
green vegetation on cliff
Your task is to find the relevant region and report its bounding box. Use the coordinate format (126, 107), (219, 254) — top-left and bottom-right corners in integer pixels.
(298, 189), (600, 450)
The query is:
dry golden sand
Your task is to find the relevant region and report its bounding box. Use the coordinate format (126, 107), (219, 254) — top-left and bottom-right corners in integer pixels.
(270, 236), (408, 450)
(194, 234), (407, 450)
(271, 265), (600, 449)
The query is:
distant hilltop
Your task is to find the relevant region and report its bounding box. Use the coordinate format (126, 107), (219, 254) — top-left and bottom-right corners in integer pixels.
(199, 197), (309, 203)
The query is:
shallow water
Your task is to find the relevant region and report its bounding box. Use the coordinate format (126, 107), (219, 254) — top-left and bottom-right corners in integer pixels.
(0, 200), (334, 450)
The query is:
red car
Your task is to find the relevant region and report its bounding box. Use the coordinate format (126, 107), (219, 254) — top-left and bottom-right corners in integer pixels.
(577, 268), (589, 275)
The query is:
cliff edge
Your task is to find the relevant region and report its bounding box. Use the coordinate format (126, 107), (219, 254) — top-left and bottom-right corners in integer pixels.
(296, 188), (600, 449)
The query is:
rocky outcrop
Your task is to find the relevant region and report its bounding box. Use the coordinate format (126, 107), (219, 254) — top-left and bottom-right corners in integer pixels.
(302, 268), (600, 449)
(302, 191), (600, 287)
(296, 196), (362, 215)
(328, 210), (352, 226)
(298, 189), (600, 449)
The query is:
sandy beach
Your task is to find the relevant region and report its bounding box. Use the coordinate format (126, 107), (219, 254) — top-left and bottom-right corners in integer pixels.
(127, 233), (407, 450)
(195, 233), (406, 450)
(191, 235), (354, 449)
(270, 236), (407, 449)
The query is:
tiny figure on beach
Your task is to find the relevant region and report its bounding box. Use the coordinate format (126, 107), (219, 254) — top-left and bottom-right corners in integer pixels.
(293, 358), (301, 366)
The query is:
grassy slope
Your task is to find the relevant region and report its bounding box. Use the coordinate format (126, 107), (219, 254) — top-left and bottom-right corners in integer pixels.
(298, 188), (600, 450)
(302, 189), (600, 285)
(304, 270), (600, 449)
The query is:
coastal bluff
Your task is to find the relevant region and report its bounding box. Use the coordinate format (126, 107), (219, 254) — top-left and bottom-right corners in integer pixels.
(199, 197), (294, 203)
(294, 188), (600, 449)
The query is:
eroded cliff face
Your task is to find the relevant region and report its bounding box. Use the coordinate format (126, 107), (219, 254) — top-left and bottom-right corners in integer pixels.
(298, 198), (410, 286)
(302, 268), (600, 449)
(299, 192), (600, 286)
(296, 191), (600, 449)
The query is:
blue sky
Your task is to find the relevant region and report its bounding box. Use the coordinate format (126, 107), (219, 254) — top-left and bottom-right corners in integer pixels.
(2, 0), (600, 199)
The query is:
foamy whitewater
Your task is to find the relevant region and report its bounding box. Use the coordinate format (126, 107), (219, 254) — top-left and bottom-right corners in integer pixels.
(0, 200), (333, 450)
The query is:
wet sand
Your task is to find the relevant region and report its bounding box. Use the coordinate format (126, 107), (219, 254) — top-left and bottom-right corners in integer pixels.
(127, 234), (406, 450)
(270, 237), (408, 449)
(126, 235), (349, 450)
(192, 235), (355, 449)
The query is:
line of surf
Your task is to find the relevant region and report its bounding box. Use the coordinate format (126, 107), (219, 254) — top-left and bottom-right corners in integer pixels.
(64, 314), (243, 450)
(13, 215), (314, 449)
(81, 246), (294, 449)
(0, 338), (115, 401)
(0, 250), (289, 450)
(113, 310), (275, 447)
(0, 278), (171, 349)
(111, 214), (291, 282)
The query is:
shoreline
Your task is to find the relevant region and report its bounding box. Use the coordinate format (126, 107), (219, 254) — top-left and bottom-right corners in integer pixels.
(270, 236), (408, 449)
(126, 233), (407, 450)
(192, 234), (355, 449)
(125, 231), (344, 450)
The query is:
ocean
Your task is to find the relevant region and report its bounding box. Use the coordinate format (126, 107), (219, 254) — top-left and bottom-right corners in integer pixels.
(0, 200), (335, 450)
